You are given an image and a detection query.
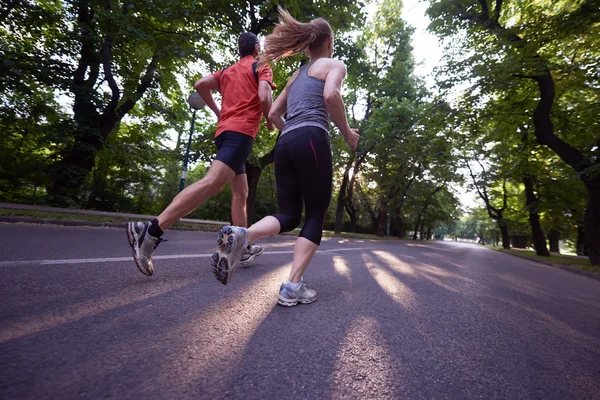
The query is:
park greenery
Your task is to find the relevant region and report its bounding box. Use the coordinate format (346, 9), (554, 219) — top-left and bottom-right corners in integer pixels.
(1, 0), (597, 264)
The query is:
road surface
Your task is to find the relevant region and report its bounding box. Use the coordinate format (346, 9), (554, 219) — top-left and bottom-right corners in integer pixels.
(1, 223), (599, 399)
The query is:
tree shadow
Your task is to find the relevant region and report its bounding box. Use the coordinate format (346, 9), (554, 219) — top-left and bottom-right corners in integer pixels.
(367, 247), (600, 397)
(213, 245), (600, 399)
(2, 241), (599, 399)
(0, 257), (291, 399)
(211, 251), (428, 399)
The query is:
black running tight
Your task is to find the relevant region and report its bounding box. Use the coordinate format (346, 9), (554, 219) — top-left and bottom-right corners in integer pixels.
(273, 126), (332, 245)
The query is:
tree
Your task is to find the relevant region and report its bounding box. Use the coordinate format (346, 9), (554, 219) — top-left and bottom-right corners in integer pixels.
(3, 0), (244, 205)
(331, 0), (421, 234)
(428, 0), (600, 264)
(466, 158), (511, 249)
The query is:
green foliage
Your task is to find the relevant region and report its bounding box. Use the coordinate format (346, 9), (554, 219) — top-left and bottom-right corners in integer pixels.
(426, 0), (598, 256)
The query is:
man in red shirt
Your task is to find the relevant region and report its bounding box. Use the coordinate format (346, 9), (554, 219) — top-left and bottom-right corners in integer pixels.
(126, 32), (276, 276)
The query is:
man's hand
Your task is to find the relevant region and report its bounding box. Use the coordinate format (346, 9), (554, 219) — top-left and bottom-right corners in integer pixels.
(267, 121), (276, 130)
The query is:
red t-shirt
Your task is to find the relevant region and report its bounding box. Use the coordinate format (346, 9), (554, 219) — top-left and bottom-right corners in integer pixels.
(212, 56), (276, 138)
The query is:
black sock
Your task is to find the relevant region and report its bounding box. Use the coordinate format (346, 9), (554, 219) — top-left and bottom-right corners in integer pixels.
(148, 218), (164, 238)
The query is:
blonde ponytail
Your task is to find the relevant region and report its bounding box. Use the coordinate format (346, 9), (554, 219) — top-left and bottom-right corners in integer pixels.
(259, 7), (333, 67)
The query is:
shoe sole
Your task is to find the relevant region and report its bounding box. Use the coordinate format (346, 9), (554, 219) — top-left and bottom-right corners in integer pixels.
(239, 246), (265, 267)
(126, 223), (153, 276)
(213, 226), (247, 284)
(211, 251), (231, 285)
(277, 295), (317, 307)
(218, 226), (237, 252)
(216, 229), (227, 252)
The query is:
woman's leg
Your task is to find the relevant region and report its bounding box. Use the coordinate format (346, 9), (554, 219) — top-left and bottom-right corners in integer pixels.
(246, 216), (281, 244)
(288, 237), (319, 283)
(287, 127), (333, 283)
(246, 135), (303, 245)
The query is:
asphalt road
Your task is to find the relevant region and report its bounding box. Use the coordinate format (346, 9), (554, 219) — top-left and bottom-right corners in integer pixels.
(1, 223), (599, 399)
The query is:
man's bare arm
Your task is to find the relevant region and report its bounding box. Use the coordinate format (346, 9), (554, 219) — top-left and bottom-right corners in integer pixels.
(194, 75), (220, 118)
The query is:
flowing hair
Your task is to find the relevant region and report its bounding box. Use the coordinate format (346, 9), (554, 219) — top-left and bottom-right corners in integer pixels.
(259, 7), (333, 67)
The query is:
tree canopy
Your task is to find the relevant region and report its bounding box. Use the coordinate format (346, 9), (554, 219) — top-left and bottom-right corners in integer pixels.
(1, 0), (597, 264)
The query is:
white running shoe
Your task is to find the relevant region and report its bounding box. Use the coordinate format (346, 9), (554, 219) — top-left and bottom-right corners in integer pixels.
(126, 221), (164, 276)
(277, 279), (317, 307)
(211, 226), (248, 285)
(240, 244), (265, 266)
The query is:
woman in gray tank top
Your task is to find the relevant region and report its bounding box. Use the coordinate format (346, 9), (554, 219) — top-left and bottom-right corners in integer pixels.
(213, 7), (359, 307)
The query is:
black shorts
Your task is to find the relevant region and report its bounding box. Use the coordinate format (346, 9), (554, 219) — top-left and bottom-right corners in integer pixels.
(214, 130), (254, 175)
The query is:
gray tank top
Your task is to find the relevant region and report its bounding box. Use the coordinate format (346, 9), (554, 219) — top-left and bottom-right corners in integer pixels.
(281, 60), (330, 135)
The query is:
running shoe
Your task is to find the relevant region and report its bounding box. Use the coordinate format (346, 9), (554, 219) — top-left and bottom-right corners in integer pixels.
(277, 279), (317, 307)
(212, 225), (248, 285)
(240, 244), (265, 266)
(126, 221), (165, 276)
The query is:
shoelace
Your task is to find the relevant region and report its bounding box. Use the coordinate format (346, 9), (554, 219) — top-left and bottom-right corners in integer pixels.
(153, 238), (167, 250)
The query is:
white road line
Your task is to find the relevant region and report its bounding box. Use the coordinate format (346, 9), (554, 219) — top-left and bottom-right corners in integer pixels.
(0, 247), (372, 267)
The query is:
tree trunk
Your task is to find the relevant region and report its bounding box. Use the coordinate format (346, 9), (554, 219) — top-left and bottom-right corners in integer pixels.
(412, 217), (420, 240)
(377, 209), (387, 237)
(245, 162), (263, 226)
(396, 216), (405, 239)
(548, 230), (561, 253)
(499, 221), (510, 249)
(583, 182), (600, 264)
(523, 175), (550, 257)
(576, 222), (587, 256)
(345, 200), (358, 233)
(349, 213), (358, 233)
(334, 160), (352, 233)
(413, 185), (443, 240)
(49, 123), (104, 206)
(426, 228), (432, 240)
(369, 213), (378, 235)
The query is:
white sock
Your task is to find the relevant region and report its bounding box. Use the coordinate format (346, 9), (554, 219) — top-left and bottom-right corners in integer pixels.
(242, 227), (248, 247)
(287, 281), (301, 290)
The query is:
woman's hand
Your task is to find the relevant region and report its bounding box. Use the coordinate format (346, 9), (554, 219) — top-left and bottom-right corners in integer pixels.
(344, 128), (360, 151)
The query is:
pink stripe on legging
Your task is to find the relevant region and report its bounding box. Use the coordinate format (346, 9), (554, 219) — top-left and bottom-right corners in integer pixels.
(309, 139), (319, 168)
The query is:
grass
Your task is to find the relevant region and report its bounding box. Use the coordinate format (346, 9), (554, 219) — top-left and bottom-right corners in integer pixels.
(0, 208), (224, 231)
(1, 208), (409, 239)
(322, 230), (405, 240)
(284, 228), (408, 240)
(495, 247), (600, 275)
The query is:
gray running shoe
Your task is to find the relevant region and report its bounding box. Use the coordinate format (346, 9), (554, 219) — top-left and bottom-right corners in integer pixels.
(126, 221), (164, 276)
(240, 244), (265, 266)
(211, 226), (247, 285)
(277, 279), (317, 307)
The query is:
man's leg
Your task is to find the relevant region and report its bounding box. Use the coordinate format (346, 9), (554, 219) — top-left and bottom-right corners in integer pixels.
(212, 136), (301, 284)
(230, 172), (267, 266)
(229, 173), (249, 227)
(157, 160), (235, 231)
(126, 160), (234, 276)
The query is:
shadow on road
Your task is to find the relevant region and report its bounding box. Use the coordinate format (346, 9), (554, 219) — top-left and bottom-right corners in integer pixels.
(1, 239), (599, 399)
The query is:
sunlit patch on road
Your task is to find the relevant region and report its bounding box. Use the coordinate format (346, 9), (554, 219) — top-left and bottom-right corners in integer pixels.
(332, 255), (352, 281)
(371, 250), (416, 276)
(362, 253), (416, 308)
